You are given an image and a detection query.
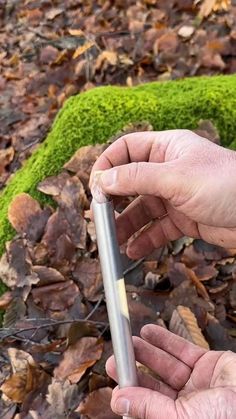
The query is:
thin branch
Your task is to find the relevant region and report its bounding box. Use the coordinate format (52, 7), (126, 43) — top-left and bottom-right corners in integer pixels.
(123, 258), (145, 276)
(85, 294), (104, 320)
(0, 318), (108, 342)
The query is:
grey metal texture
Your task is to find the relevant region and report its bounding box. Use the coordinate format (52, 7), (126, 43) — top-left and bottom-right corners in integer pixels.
(93, 199), (138, 418)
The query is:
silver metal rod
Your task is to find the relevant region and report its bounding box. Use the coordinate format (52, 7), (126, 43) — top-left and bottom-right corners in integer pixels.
(93, 199), (138, 419)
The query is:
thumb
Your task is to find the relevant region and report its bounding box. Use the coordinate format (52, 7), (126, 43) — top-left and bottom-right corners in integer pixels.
(111, 387), (177, 419)
(100, 162), (180, 199)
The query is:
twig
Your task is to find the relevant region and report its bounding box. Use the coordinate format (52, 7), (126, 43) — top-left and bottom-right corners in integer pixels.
(123, 258), (145, 276)
(0, 318), (108, 342)
(85, 294), (104, 320)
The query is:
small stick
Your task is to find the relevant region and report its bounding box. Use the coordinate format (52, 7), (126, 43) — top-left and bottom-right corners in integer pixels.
(92, 173), (138, 419)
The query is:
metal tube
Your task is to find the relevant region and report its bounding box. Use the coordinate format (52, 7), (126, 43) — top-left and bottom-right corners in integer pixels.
(93, 198), (138, 419)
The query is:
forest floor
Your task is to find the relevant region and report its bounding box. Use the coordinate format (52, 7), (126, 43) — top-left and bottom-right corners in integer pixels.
(0, 1), (236, 418)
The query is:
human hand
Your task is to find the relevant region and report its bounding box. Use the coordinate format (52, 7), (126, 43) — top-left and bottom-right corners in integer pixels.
(91, 130), (236, 259)
(106, 324), (236, 418)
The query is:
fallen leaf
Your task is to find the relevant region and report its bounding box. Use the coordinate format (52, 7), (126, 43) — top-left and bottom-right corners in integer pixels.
(68, 29), (85, 36)
(8, 193), (50, 242)
(95, 51), (118, 70)
(64, 144), (106, 187)
(73, 41), (95, 59)
(187, 267), (210, 301)
(46, 378), (80, 417)
(155, 31), (178, 53)
(78, 387), (119, 419)
(198, 0), (231, 18)
(193, 264), (218, 281)
(0, 291), (13, 309)
(163, 280), (214, 322)
(73, 258), (103, 301)
(42, 207), (87, 251)
(0, 348), (48, 403)
(31, 280), (79, 311)
(54, 337), (103, 383)
(38, 173), (88, 210)
(229, 281), (236, 309)
(0, 240), (39, 289)
(3, 297), (26, 328)
(169, 305), (209, 349)
(0, 146), (14, 175)
(0, 401), (16, 419)
(32, 265), (66, 286)
(195, 119), (220, 144)
(67, 321), (99, 346)
(46, 8), (63, 20)
(208, 281), (229, 294)
(39, 45), (59, 65)
(206, 313), (236, 351)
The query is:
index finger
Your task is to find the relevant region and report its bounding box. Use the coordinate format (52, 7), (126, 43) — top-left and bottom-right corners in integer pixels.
(91, 131), (159, 178)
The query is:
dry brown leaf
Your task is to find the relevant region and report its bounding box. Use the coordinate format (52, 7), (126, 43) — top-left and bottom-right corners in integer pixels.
(0, 348), (48, 403)
(77, 387), (119, 419)
(31, 280), (79, 311)
(198, 0), (231, 18)
(42, 207), (87, 251)
(0, 365), (45, 403)
(46, 378), (80, 417)
(68, 28), (85, 36)
(73, 41), (95, 59)
(67, 321), (99, 346)
(230, 281), (236, 309)
(73, 258), (103, 301)
(0, 291), (13, 309)
(64, 144), (106, 189)
(155, 31), (178, 53)
(206, 313), (236, 351)
(0, 146), (14, 175)
(54, 337), (103, 383)
(8, 193), (41, 233)
(193, 264), (218, 281)
(0, 240), (39, 289)
(187, 267), (210, 301)
(3, 297), (26, 328)
(46, 7), (63, 20)
(32, 265), (66, 286)
(169, 305), (209, 350)
(95, 51), (118, 70)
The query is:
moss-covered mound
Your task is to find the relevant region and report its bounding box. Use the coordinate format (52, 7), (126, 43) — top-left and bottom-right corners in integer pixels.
(1, 74), (236, 266)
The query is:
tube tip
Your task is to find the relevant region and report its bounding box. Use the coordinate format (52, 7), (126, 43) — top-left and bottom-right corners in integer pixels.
(91, 171), (109, 203)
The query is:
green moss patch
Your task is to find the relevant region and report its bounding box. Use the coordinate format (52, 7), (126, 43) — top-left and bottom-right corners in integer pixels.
(1, 74), (236, 273)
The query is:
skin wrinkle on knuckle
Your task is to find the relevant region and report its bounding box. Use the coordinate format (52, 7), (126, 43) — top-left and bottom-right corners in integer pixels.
(137, 392), (154, 419)
(129, 162), (141, 194)
(170, 364), (191, 391)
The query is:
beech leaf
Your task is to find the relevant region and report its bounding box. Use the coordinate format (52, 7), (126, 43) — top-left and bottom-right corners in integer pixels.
(169, 305), (210, 350)
(54, 337), (103, 383)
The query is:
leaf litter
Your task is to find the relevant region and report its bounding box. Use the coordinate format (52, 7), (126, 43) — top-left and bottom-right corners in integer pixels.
(1, 0), (236, 416)
(0, 0), (235, 189)
(0, 123), (236, 417)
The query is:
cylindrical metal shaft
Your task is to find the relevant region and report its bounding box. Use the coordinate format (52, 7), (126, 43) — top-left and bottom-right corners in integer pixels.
(93, 199), (138, 419)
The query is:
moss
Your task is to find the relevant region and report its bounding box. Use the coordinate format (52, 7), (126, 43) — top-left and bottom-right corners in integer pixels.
(0, 74), (236, 277)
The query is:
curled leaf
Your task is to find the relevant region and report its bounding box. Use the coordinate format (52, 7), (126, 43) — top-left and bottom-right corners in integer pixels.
(170, 305), (209, 350)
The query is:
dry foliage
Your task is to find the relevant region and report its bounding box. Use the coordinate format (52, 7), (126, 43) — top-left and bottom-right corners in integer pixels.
(0, 125), (236, 416)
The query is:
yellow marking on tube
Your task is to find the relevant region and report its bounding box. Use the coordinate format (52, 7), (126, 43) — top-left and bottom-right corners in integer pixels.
(117, 278), (130, 319)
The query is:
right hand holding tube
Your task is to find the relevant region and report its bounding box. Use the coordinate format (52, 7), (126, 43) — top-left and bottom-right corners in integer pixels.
(91, 130), (236, 259)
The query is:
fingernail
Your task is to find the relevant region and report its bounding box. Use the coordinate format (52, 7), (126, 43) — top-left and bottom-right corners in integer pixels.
(114, 397), (130, 415)
(101, 169), (117, 188)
